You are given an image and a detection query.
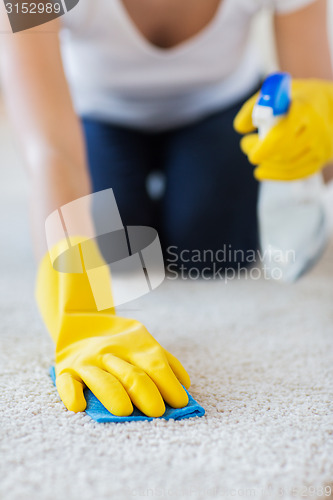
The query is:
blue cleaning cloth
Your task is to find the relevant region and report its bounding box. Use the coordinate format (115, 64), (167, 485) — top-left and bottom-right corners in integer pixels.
(50, 366), (205, 423)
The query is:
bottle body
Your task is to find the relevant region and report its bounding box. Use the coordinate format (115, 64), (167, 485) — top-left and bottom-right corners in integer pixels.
(258, 173), (327, 282)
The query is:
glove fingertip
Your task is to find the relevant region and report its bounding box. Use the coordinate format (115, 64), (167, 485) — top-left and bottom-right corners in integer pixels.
(145, 400), (166, 418)
(233, 115), (255, 135)
(233, 115), (244, 134)
(163, 349), (191, 390)
(240, 136), (256, 156)
(56, 372), (87, 413)
(173, 365), (191, 390)
(174, 388), (189, 409)
(233, 93), (259, 134)
(249, 153), (261, 166)
(67, 397), (87, 413)
(248, 140), (269, 165)
(239, 137), (248, 154)
(253, 167), (263, 181)
(111, 402), (134, 417)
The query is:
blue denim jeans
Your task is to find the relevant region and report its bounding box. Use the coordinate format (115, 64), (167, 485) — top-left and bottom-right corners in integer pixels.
(82, 94), (259, 272)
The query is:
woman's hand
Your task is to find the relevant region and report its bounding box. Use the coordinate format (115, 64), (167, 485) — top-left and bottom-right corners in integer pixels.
(54, 318), (190, 417)
(234, 79), (333, 181)
(37, 237), (190, 417)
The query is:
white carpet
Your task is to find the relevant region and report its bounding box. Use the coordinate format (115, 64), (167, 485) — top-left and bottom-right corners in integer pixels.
(0, 110), (333, 500)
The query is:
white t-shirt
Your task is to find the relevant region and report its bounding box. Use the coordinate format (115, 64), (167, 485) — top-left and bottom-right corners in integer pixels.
(60, 0), (317, 130)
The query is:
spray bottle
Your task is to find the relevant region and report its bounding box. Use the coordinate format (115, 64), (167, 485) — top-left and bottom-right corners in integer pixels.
(253, 72), (328, 282)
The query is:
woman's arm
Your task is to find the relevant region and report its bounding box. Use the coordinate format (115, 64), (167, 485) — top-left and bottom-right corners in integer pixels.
(0, 7), (191, 418)
(274, 0), (332, 79)
(274, 0), (333, 181)
(0, 8), (93, 259)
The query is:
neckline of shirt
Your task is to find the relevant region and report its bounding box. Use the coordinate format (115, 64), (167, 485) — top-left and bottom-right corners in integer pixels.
(113, 0), (229, 59)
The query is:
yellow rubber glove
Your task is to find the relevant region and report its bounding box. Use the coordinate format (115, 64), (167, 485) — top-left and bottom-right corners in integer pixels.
(36, 237), (190, 417)
(234, 79), (333, 181)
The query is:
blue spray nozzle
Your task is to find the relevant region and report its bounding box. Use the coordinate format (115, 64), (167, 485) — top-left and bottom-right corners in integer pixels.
(257, 72), (292, 116)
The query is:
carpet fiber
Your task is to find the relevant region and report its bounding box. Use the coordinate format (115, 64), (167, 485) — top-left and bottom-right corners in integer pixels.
(0, 110), (333, 500)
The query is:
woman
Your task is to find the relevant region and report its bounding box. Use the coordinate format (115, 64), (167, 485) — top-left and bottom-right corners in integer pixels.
(1, 0), (332, 417)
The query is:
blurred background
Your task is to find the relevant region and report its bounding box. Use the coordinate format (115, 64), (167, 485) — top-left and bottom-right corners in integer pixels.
(1, 4), (332, 267)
